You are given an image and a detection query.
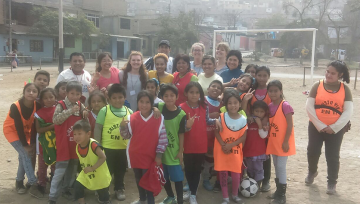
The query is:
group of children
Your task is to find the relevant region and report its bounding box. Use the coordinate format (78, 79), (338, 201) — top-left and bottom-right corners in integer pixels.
(3, 63), (296, 204)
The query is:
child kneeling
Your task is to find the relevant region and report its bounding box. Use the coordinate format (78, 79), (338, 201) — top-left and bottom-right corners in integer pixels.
(73, 120), (112, 204)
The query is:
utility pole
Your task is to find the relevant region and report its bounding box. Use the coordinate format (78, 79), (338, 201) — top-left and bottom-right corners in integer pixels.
(58, 0), (64, 73)
(9, 0), (12, 53)
(168, 0), (171, 15)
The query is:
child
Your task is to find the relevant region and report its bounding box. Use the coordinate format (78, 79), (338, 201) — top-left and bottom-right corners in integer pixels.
(156, 84), (187, 204)
(236, 74), (254, 97)
(244, 64), (257, 78)
(34, 70), (50, 91)
(94, 84), (132, 201)
(243, 100), (269, 186)
(87, 91), (107, 138)
(49, 81), (88, 204)
(120, 90), (168, 204)
(105, 83), (131, 109)
(34, 88), (57, 197)
(3, 83), (43, 198)
(55, 80), (67, 101)
(214, 89), (247, 204)
(180, 82), (220, 204)
(146, 78), (163, 104)
(266, 80), (296, 204)
(73, 120), (112, 204)
(202, 80), (223, 191)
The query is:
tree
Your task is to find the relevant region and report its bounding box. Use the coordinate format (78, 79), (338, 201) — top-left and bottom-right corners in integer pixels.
(29, 6), (97, 38)
(222, 11), (243, 45)
(157, 12), (199, 54)
(255, 14), (287, 29)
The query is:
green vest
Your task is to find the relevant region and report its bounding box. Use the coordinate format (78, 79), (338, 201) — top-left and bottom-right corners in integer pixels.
(101, 105), (130, 149)
(76, 138), (111, 190)
(158, 103), (186, 165)
(38, 118), (56, 165)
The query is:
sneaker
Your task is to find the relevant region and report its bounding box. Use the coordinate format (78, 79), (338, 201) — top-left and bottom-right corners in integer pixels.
(25, 182), (31, 189)
(261, 180), (271, 192)
(183, 183), (189, 191)
(160, 196), (176, 204)
(221, 198), (230, 204)
(115, 189), (126, 201)
(183, 191), (191, 201)
(130, 200), (146, 204)
(48, 200), (56, 204)
(62, 190), (73, 201)
(15, 181), (27, 194)
(232, 195), (244, 204)
(305, 172), (318, 185)
(203, 180), (213, 191)
(29, 184), (45, 199)
(213, 181), (221, 193)
(189, 195), (198, 204)
(326, 183), (336, 195)
(100, 201), (112, 204)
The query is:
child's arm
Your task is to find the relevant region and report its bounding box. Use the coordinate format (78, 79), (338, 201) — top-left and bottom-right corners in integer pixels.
(9, 104), (29, 146)
(80, 103), (89, 119)
(53, 103), (78, 125)
(119, 116), (132, 139)
(94, 107), (107, 143)
(224, 130), (247, 151)
(155, 118), (168, 166)
(215, 128), (230, 154)
(282, 113), (293, 153)
(35, 119), (54, 134)
(175, 133), (184, 164)
(83, 146), (106, 174)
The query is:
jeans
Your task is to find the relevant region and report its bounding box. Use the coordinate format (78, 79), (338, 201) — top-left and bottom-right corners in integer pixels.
(11, 140), (37, 185)
(244, 157), (264, 182)
(49, 159), (78, 201)
(272, 155), (288, 184)
(307, 122), (344, 184)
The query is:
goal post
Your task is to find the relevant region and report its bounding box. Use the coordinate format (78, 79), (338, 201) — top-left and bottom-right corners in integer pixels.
(213, 28), (317, 83)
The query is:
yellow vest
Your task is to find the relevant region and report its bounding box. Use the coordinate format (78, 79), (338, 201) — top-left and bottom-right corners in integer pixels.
(76, 138), (111, 190)
(101, 105), (130, 149)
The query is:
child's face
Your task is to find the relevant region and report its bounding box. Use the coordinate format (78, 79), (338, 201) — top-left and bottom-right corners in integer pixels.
(138, 96), (152, 114)
(185, 86), (200, 104)
(268, 86), (282, 101)
(237, 77), (252, 93)
(207, 83), (222, 99)
(255, 70), (270, 87)
(24, 85), (39, 102)
(42, 91), (56, 107)
(146, 83), (157, 97)
(109, 93), (125, 109)
(73, 129), (90, 146)
(67, 89), (82, 104)
(155, 58), (167, 74)
(58, 85), (67, 100)
(246, 67), (256, 78)
(227, 96), (240, 114)
(163, 90), (178, 106)
(34, 74), (49, 90)
(253, 107), (266, 119)
(90, 95), (106, 112)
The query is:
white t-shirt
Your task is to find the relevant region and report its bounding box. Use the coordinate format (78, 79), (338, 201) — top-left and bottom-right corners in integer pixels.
(198, 73), (223, 96)
(56, 68), (92, 106)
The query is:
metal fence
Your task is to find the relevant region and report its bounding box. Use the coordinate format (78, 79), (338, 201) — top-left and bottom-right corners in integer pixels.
(0, 56), (33, 72)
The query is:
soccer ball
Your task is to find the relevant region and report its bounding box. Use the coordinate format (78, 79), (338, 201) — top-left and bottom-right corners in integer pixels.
(240, 177), (259, 197)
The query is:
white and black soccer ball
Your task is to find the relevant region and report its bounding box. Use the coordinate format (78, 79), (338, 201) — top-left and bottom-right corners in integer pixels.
(240, 177), (259, 198)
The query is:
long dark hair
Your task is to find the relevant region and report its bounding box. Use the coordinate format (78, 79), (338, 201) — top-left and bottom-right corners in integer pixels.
(172, 54), (191, 73)
(253, 66), (270, 90)
(184, 82), (206, 108)
(88, 91), (107, 110)
(328, 60), (350, 83)
(96, 52), (113, 72)
(252, 100), (269, 118)
(122, 51), (147, 89)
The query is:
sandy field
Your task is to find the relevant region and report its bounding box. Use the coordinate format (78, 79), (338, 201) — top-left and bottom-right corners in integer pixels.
(0, 58), (359, 204)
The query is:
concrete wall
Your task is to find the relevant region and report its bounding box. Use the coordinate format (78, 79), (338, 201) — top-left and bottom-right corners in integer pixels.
(64, 37), (82, 58)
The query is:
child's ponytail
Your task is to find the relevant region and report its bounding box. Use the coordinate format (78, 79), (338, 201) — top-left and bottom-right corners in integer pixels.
(328, 60), (350, 84)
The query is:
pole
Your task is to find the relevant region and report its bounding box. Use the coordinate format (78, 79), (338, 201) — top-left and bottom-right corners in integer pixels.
(303, 66), (306, 87)
(310, 30), (316, 84)
(58, 0), (64, 73)
(336, 26), (340, 60)
(9, 0), (12, 72)
(212, 30), (217, 57)
(355, 65), (358, 90)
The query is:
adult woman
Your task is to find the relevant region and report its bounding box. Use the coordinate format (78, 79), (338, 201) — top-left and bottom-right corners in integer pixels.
(148, 53), (174, 86)
(119, 51), (148, 111)
(221, 50), (244, 86)
(215, 42), (230, 75)
(172, 54), (198, 106)
(92, 52), (120, 90)
(198, 55), (223, 95)
(305, 60), (353, 195)
(190, 42), (205, 76)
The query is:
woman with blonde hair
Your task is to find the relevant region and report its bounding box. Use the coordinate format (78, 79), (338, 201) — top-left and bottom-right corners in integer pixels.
(190, 42), (205, 76)
(119, 51), (148, 110)
(215, 42), (230, 75)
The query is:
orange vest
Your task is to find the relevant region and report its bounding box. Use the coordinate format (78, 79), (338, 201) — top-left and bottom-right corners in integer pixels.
(250, 91), (271, 106)
(214, 113), (247, 173)
(315, 80), (345, 125)
(266, 101), (296, 156)
(3, 101), (36, 144)
(240, 93), (246, 100)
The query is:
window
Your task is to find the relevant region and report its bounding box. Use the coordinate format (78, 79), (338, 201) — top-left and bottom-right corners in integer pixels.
(30, 40), (43, 52)
(64, 36), (75, 48)
(120, 18), (131, 30)
(86, 13), (100, 28)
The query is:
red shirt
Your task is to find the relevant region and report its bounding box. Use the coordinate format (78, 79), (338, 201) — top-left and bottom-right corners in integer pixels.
(243, 122), (267, 157)
(36, 106), (56, 123)
(173, 72), (194, 106)
(96, 67), (120, 89)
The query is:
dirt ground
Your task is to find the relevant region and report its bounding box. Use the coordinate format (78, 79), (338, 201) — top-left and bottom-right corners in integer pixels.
(0, 59), (359, 204)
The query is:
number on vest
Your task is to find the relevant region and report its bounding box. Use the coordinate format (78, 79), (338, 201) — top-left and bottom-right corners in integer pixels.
(45, 131), (56, 148)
